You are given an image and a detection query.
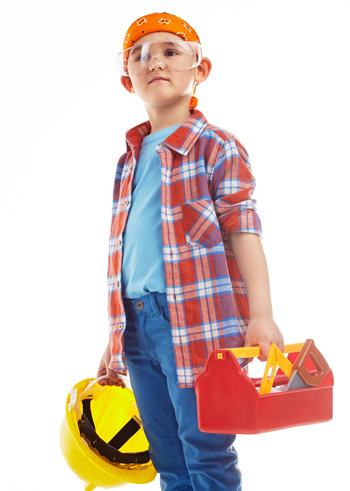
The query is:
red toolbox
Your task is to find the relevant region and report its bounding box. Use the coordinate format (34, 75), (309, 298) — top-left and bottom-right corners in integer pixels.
(195, 340), (333, 434)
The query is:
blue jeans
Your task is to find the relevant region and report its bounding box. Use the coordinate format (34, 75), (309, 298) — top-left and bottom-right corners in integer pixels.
(123, 292), (242, 491)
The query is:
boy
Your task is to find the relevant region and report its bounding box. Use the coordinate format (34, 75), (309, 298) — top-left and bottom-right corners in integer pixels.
(98, 12), (283, 490)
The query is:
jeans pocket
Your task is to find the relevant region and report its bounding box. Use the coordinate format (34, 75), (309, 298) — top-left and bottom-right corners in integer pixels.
(159, 305), (171, 323)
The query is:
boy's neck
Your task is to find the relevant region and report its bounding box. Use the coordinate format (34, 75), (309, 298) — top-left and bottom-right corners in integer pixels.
(146, 102), (192, 134)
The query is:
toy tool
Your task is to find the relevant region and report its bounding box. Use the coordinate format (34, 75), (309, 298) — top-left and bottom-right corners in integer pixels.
(285, 339), (329, 391)
(195, 340), (333, 434)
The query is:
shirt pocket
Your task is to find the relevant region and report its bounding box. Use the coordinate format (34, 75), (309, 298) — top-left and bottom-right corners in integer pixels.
(181, 199), (223, 248)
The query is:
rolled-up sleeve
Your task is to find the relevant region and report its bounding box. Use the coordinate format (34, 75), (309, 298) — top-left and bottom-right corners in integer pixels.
(213, 137), (262, 237)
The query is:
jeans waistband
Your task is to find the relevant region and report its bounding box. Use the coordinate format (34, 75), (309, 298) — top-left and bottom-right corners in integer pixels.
(123, 292), (168, 315)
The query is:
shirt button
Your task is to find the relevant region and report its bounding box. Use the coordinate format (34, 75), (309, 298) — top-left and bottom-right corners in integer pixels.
(118, 323), (124, 330)
(115, 281), (120, 289)
(124, 199), (129, 206)
(116, 239), (122, 248)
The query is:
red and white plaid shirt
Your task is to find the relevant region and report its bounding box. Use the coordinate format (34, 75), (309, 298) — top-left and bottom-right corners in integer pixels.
(108, 109), (262, 387)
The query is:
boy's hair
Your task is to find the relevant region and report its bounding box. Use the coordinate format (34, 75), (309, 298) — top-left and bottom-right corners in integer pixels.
(123, 12), (201, 108)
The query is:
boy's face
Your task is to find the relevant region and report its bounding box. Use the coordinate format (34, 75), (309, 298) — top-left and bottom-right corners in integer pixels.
(121, 31), (208, 110)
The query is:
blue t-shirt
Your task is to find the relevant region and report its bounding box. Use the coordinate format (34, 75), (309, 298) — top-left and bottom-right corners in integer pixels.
(122, 124), (181, 298)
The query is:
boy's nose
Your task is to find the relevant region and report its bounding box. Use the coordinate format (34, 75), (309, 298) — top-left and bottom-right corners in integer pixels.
(148, 55), (166, 71)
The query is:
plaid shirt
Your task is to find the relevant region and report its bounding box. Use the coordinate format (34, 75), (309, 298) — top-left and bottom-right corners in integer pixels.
(108, 109), (262, 388)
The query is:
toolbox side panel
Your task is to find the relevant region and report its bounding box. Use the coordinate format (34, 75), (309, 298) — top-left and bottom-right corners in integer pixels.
(195, 351), (260, 434)
(259, 385), (333, 432)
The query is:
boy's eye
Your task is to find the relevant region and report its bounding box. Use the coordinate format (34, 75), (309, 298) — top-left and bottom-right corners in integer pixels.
(134, 52), (149, 62)
(165, 49), (178, 57)
(134, 49), (178, 62)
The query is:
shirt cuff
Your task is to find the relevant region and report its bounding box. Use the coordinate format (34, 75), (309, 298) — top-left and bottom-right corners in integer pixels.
(220, 208), (262, 237)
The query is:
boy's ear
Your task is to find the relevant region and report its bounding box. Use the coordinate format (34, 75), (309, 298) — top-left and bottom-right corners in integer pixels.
(195, 57), (212, 84)
(121, 76), (135, 94)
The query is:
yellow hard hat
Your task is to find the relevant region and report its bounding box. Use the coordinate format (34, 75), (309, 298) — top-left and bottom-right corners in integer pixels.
(60, 376), (157, 490)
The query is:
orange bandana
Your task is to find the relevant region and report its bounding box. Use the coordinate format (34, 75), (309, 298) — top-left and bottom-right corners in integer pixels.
(123, 12), (201, 108)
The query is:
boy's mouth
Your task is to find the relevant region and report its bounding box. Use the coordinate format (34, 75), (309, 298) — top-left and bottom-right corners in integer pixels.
(148, 76), (169, 84)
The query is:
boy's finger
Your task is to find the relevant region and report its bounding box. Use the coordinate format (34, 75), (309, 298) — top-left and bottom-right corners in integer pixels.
(106, 368), (124, 387)
(96, 366), (107, 384)
(258, 342), (270, 362)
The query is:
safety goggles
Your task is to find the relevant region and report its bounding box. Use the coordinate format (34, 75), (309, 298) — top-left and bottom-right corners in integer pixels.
(117, 41), (203, 76)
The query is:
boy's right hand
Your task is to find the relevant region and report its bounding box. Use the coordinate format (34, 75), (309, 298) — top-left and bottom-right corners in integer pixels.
(97, 342), (126, 388)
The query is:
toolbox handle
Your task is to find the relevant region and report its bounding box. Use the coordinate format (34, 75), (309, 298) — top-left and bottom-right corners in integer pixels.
(230, 343), (304, 359)
(292, 339), (329, 386)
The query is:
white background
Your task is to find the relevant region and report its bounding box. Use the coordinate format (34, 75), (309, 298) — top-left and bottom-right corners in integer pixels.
(1, 0), (349, 490)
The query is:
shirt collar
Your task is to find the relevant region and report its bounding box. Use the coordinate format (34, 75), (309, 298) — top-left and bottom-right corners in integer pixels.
(125, 109), (208, 156)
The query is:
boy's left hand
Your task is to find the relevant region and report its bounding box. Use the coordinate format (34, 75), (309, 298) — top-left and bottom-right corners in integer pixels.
(244, 317), (284, 361)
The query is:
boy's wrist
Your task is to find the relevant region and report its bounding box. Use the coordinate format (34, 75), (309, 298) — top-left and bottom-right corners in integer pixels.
(248, 301), (273, 320)
(249, 311), (274, 322)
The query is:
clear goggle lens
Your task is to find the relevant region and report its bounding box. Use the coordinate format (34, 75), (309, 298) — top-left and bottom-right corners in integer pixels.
(117, 41), (203, 76)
